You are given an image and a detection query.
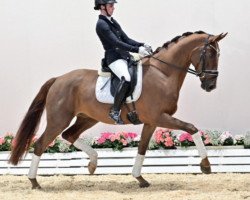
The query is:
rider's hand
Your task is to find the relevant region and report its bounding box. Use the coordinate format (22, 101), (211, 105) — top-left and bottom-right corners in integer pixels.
(139, 46), (151, 57)
(144, 44), (153, 53)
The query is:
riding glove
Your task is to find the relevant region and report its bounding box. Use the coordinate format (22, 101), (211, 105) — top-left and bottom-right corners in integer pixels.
(144, 44), (153, 53)
(139, 46), (151, 57)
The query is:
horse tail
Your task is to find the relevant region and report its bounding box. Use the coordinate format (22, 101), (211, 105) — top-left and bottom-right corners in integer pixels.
(9, 77), (57, 165)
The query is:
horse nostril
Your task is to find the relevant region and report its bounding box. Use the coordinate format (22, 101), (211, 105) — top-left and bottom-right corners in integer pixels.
(208, 85), (215, 90)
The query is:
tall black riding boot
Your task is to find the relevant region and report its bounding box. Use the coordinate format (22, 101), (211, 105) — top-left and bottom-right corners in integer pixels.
(109, 77), (130, 124)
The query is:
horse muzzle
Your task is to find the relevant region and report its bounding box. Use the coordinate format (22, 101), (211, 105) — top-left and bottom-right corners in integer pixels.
(201, 79), (217, 92)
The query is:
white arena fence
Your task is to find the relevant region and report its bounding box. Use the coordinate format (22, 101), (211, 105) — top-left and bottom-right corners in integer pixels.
(0, 147), (250, 175)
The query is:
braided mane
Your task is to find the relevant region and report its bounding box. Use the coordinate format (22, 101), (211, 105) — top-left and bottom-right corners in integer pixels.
(153, 30), (207, 55)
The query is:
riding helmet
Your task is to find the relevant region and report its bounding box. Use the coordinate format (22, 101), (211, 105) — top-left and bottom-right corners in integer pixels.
(94, 0), (117, 10)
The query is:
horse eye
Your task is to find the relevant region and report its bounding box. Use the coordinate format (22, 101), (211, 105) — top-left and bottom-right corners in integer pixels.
(209, 53), (215, 58)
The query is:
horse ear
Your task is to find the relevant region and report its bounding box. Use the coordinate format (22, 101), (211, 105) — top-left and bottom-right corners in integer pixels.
(209, 32), (228, 43)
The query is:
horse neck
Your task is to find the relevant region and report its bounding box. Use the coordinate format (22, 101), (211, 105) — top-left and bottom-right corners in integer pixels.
(150, 35), (206, 90)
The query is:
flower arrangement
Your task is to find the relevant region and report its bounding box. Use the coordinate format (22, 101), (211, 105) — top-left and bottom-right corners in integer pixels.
(92, 132), (139, 151)
(149, 128), (175, 150)
(235, 135), (245, 145)
(219, 131), (234, 146)
(0, 133), (14, 151)
(205, 130), (237, 146)
(175, 130), (213, 147)
(201, 130), (212, 146)
(177, 132), (195, 147)
(244, 132), (250, 148)
(205, 130), (222, 146)
(0, 133), (78, 153)
(45, 138), (77, 153)
(0, 130), (249, 153)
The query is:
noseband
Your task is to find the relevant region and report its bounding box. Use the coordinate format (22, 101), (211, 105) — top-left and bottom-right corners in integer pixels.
(150, 35), (220, 78)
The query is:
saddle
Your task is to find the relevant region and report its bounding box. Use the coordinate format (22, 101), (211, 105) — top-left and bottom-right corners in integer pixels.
(96, 55), (143, 124)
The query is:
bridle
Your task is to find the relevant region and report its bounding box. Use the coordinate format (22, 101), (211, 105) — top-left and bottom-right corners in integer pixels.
(195, 35), (219, 78)
(150, 35), (220, 78)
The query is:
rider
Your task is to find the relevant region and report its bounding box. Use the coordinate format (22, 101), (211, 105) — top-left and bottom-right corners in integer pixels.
(94, 0), (152, 124)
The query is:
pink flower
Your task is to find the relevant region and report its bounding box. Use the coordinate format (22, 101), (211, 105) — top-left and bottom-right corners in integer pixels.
(201, 131), (211, 145)
(164, 137), (174, 147)
(101, 132), (113, 140)
(4, 132), (13, 137)
(179, 132), (193, 142)
(113, 132), (120, 140)
(154, 129), (173, 143)
(199, 130), (205, 136)
(127, 132), (137, 139)
(0, 137), (5, 145)
(154, 131), (164, 144)
(122, 132), (129, 139)
(179, 134), (186, 142)
(153, 128), (175, 148)
(113, 133), (121, 141)
(96, 132), (114, 144)
(97, 137), (106, 144)
(164, 132), (170, 137)
(110, 135), (116, 142)
(48, 140), (55, 147)
(204, 138), (210, 145)
(121, 139), (128, 146)
(94, 131), (138, 149)
(219, 131), (233, 144)
(11, 138), (17, 148)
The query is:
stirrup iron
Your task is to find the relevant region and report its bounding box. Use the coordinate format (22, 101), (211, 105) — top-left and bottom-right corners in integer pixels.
(109, 109), (124, 124)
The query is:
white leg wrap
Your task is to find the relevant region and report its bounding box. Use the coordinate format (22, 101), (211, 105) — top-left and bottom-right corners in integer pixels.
(192, 132), (207, 159)
(132, 154), (145, 177)
(73, 138), (98, 165)
(28, 154), (40, 179)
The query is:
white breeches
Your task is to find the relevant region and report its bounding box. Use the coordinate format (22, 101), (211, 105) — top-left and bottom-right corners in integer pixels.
(108, 59), (131, 82)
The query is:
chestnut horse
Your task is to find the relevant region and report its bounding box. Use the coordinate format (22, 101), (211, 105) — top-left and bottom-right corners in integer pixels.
(9, 31), (227, 189)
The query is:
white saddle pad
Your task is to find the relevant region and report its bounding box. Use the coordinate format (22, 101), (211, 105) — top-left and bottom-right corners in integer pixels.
(95, 62), (143, 104)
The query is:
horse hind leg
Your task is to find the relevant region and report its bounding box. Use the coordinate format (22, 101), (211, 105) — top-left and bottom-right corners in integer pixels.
(28, 115), (74, 189)
(61, 115), (98, 174)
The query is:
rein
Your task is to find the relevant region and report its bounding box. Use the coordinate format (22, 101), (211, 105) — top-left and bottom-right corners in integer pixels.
(148, 35), (219, 78)
(150, 56), (199, 76)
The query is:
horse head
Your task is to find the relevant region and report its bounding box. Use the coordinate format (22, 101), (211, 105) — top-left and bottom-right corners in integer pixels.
(190, 33), (228, 92)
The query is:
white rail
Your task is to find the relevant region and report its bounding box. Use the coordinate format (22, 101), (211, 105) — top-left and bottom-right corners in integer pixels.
(0, 147), (250, 175)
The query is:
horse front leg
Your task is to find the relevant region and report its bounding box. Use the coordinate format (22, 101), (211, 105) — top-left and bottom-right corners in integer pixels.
(132, 124), (156, 188)
(156, 113), (211, 174)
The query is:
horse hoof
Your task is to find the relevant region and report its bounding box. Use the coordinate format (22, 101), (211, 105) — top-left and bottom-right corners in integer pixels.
(88, 162), (97, 175)
(29, 178), (42, 190)
(200, 163), (211, 174)
(32, 185), (42, 190)
(139, 181), (150, 188)
(135, 176), (150, 188)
